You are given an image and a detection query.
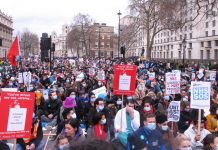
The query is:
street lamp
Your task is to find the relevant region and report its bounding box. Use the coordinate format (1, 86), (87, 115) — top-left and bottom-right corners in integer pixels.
(98, 25), (101, 60)
(182, 38), (187, 64)
(117, 10), (122, 58)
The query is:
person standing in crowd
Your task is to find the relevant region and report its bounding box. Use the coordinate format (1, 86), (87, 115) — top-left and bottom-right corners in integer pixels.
(41, 90), (62, 128)
(184, 119), (211, 149)
(127, 113), (166, 150)
(114, 98), (140, 147)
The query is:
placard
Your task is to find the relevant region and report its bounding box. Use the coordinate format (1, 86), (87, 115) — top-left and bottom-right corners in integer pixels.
(209, 71), (216, 81)
(97, 70), (105, 81)
(165, 72), (181, 95)
(113, 65), (137, 95)
(148, 72), (155, 81)
(190, 82), (211, 109)
(0, 92), (35, 140)
(89, 68), (96, 77)
(167, 101), (180, 122)
(92, 86), (107, 98)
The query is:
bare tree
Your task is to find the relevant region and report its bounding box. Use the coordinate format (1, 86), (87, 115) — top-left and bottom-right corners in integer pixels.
(19, 29), (39, 58)
(71, 13), (95, 57)
(129, 0), (218, 59)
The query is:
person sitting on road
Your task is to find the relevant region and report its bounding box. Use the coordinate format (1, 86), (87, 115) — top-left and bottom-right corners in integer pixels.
(55, 135), (69, 150)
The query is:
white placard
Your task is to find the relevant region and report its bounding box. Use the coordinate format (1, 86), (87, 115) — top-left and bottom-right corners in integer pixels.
(165, 72), (181, 94)
(43, 89), (49, 100)
(209, 71), (216, 81)
(92, 86), (107, 98)
(2, 88), (18, 92)
(89, 68), (96, 76)
(97, 71), (105, 81)
(119, 74), (131, 91)
(167, 101), (180, 122)
(190, 81), (211, 109)
(148, 72), (155, 81)
(76, 73), (84, 82)
(19, 72), (32, 84)
(7, 108), (27, 131)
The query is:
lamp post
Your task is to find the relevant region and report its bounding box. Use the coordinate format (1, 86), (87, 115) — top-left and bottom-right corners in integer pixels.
(98, 25), (101, 60)
(117, 10), (122, 58)
(182, 38), (187, 64)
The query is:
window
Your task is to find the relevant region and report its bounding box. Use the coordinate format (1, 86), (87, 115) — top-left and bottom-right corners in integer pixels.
(207, 50), (210, 59)
(100, 52), (104, 57)
(101, 42), (104, 48)
(184, 34), (187, 39)
(179, 44), (182, 49)
(180, 35), (182, 40)
(107, 43), (110, 48)
(201, 42), (204, 47)
(171, 45), (173, 49)
(212, 30), (216, 36)
(185, 26), (187, 31)
(200, 50), (204, 60)
(179, 51), (181, 59)
(215, 49), (218, 59)
(190, 25), (192, 30)
(164, 52), (166, 59)
(95, 42), (98, 48)
(208, 41), (211, 47)
(205, 31), (208, 37)
(160, 52), (162, 58)
(213, 20), (216, 27)
(189, 43), (192, 49)
(206, 22), (209, 28)
(190, 33), (192, 39)
(167, 51), (169, 59)
(107, 35), (110, 39)
(175, 37), (177, 41)
(171, 51), (173, 58)
(215, 40), (218, 46)
(188, 51), (191, 59)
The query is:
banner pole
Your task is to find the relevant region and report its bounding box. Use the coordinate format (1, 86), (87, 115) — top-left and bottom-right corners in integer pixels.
(171, 121), (174, 131)
(13, 139), (16, 150)
(121, 95), (124, 108)
(44, 131), (51, 150)
(198, 109), (201, 134)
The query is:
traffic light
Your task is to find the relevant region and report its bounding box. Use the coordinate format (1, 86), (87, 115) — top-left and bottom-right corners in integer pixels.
(0, 39), (2, 46)
(120, 46), (126, 55)
(51, 43), (55, 52)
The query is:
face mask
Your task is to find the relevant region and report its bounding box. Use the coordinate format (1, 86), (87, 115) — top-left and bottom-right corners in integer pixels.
(216, 110), (218, 115)
(127, 96), (133, 100)
(101, 119), (106, 124)
(180, 147), (192, 150)
(147, 123), (156, 130)
(161, 125), (168, 131)
(52, 95), (58, 100)
(99, 105), (104, 111)
(144, 106), (151, 112)
(98, 82), (102, 86)
(183, 98), (188, 102)
(71, 113), (77, 119)
(9, 82), (13, 86)
(66, 80), (70, 83)
(71, 95), (76, 99)
(59, 144), (69, 150)
(90, 98), (96, 102)
(138, 86), (143, 91)
(82, 83), (86, 87)
(185, 108), (190, 112)
(116, 100), (122, 105)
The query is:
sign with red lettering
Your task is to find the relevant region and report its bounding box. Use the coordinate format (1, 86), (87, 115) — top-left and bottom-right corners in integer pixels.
(113, 65), (137, 95)
(0, 92), (35, 140)
(165, 72), (181, 95)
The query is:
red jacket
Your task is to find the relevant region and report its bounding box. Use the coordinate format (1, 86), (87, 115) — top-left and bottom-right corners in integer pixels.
(93, 124), (107, 140)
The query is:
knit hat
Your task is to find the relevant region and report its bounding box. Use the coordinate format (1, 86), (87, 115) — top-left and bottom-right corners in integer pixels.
(63, 97), (76, 108)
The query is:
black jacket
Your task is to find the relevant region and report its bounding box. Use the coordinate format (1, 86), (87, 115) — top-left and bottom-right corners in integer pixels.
(43, 99), (62, 118)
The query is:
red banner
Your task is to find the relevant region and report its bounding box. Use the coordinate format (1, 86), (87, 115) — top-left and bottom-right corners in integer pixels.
(0, 92), (35, 140)
(113, 65), (137, 96)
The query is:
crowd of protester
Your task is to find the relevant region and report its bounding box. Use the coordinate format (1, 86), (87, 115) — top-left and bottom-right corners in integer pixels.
(0, 57), (218, 150)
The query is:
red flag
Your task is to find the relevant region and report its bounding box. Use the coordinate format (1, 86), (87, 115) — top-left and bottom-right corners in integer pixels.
(7, 36), (20, 67)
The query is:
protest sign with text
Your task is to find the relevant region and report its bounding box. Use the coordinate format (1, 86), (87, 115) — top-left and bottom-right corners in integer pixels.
(165, 72), (181, 95)
(0, 92), (35, 140)
(167, 101), (180, 122)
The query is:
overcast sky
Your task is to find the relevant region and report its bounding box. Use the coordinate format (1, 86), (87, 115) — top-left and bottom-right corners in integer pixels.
(1, 0), (129, 37)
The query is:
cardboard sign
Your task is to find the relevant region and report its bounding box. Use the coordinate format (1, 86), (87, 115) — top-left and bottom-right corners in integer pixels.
(97, 70), (105, 81)
(92, 86), (107, 98)
(113, 65), (137, 96)
(89, 68), (96, 77)
(76, 73), (84, 82)
(167, 101), (180, 122)
(18, 72), (32, 84)
(43, 89), (49, 101)
(165, 72), (181, 95)
(148, 72), (155, 81)
(209, 71), (216, 81)
(2, 88), (18, 92)
(190, 82), (211, 109)
(0, 92), (35, 140)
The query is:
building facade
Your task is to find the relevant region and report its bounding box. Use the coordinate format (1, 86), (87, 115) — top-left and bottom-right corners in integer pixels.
(0, 10), (13, 58)
(151, 5), (218, 62)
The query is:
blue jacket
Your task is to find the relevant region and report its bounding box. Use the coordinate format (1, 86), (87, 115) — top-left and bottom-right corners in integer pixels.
(127, 127), (166, 150)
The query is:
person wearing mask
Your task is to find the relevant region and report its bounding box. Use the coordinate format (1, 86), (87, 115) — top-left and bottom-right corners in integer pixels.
(184, 119), (211, 149)
(62, 118), (85, 144)
(93, 112), (108, 141)
(206, 104), (218, 133)
(114, 98), (140, 147)
(127, 113), (166, 150)
(55, 135), (69, 150)
(156, 113), (173, 150)
(139, 97), (154, 126)
(203, 134), (218, 150)
(87, 98), (109, 137)
(178, 101), (192, 133)
(173, 134), (192, 150)
(41, 91), (62, 128)
(16, 113), (45, 150)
